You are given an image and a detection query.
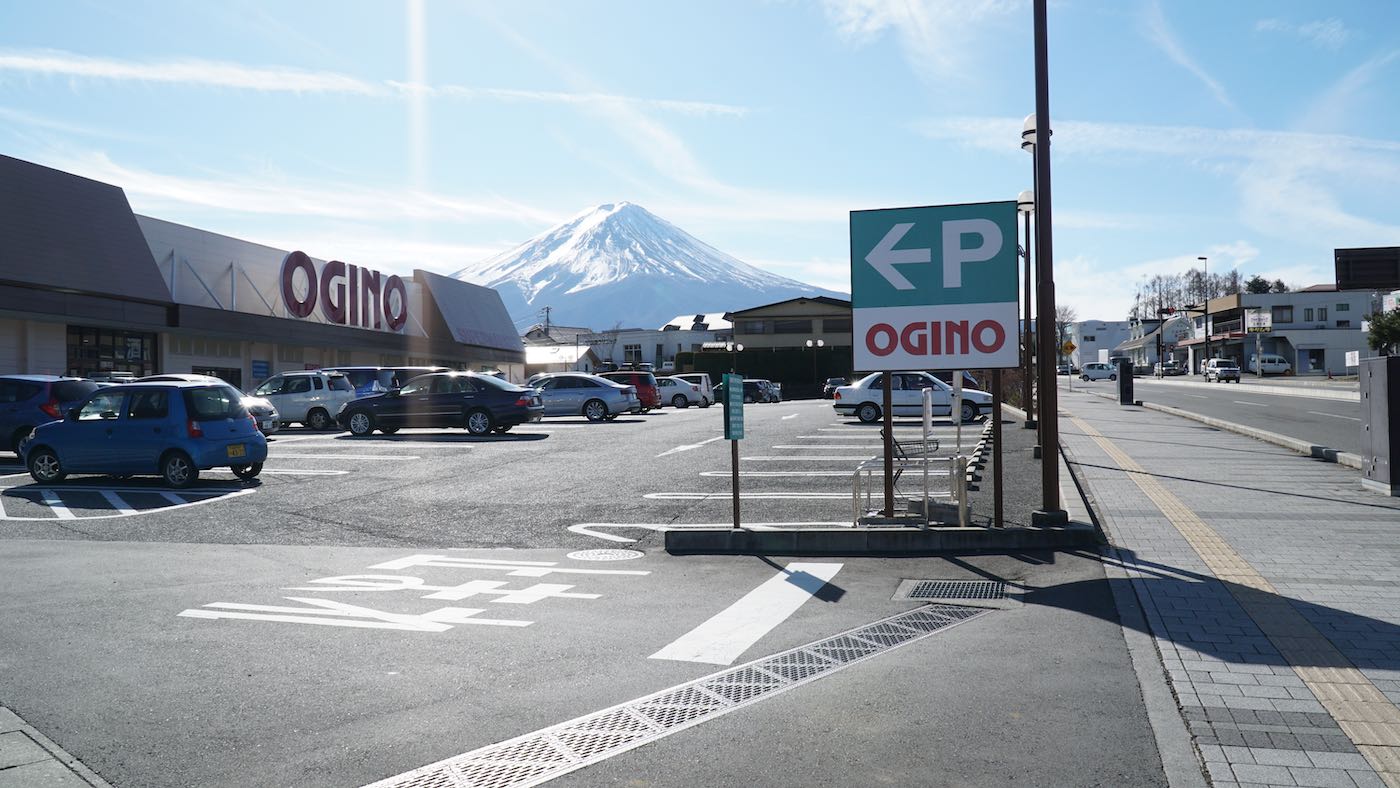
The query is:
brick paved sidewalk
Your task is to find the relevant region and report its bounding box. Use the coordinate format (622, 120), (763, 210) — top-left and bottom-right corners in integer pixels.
(1060, 389), (1400, 788)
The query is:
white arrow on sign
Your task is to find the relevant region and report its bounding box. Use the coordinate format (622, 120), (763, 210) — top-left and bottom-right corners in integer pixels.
(865, 222), (929, 291)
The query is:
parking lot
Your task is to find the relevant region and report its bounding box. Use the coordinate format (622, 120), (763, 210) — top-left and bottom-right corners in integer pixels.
(0, 397), (1173, 788)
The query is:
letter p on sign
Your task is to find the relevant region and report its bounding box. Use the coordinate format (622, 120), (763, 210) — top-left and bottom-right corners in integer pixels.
(942, 219), (1002, 289)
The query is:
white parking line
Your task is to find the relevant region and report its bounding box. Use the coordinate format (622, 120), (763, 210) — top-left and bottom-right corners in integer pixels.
(99, 490), (137, 515)
(700, 471), (853, 477)
(781, 413), (799, 420)
(38, 490), (75, 519)
(742, 456), (875, 462)
(771, 445), (885, 450)
(160, 492), (187, 505)
(1182, 394), (1209, 399)
(1308, 410), (1361, 421)
(656, 436), (725, 458)
(650, 562), (843, 665)
(1231, 400), (1269, 407)
(268, 453), (421, 461)
(644, 492), (849, 500)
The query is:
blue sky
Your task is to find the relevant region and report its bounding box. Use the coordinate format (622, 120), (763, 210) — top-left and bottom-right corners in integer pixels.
(3, 0), (1398, 322)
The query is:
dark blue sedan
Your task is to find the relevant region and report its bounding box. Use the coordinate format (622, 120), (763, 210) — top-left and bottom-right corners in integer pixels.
(20, 381), (268, 488)
(336, 372), (543, 436)
(2, 375), (100, 454)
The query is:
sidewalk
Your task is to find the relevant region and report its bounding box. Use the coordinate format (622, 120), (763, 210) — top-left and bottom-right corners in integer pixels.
(1060, 388), (1400, 788)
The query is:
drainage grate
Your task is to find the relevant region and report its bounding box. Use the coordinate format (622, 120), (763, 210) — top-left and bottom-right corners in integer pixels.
(363, 603), (989, 788)
(905, 580), (1006, 601)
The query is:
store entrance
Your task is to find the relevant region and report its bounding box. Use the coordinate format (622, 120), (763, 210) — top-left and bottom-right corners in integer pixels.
(66, 325), (157, 379)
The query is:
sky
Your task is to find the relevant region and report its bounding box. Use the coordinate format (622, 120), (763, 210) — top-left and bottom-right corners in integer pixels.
(3, 0), (1398, 324)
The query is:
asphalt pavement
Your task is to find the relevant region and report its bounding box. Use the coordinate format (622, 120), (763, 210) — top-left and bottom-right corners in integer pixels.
(1, 400), (1171, 787)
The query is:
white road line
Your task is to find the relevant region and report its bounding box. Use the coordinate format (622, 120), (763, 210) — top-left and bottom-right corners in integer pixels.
(656, 436), (725, 458)
(742, 456), (874, 462)
(38, 490), (75, 519)
(1182, 394), (1209, 399)
(567, 522), (851, 543)
(268, 453), (420, 461)
(781, 413), (799, 420)
(99, 490), (137, 515)
(1307, 410), (1361, 421)
(650, 562), (843, 665)
(644, 492), (849, 500)
(771, 445), (885, 450)
(239, 468), (351, 476)
(160, 492), (187, 506)
(700, 471), (853, 477)
(1231, 400), (1269, 407)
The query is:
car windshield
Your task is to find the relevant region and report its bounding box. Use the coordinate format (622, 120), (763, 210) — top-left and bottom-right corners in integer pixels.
(338, 370), (380, 388)
(328, 375), (354, 392)
(253, 378), (282, 396)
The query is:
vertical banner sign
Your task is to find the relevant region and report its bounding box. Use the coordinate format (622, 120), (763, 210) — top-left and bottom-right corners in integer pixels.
(850, 201), (1020, 372)
(722, 374), (744, 530)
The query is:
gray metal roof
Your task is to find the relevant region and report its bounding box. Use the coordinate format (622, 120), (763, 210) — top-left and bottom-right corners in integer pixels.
(416, 269), (526, 356)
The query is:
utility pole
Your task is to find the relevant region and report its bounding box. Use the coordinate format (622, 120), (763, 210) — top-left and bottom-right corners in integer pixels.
(541, 305), (552, 337)
(1199, 257), (1209, 374)
(1032, 0), (1065, 524)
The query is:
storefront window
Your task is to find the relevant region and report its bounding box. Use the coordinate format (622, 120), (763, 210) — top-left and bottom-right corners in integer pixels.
(66, 325), (156, 378)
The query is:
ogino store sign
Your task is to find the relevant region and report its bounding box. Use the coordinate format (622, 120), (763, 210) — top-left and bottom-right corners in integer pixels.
(850, 201), (1019, 371)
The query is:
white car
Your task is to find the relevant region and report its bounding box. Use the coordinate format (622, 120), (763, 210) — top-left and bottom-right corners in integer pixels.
(673, 373), (714, 407)
(656, 376), (703, 408)
(251, 371), (357, 430)
(1079, 362), (1118, 381)
(832, 371), (990, 424)
(1246, 354), (1291, 375)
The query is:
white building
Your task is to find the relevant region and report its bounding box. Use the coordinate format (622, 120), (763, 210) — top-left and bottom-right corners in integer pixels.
(1179, 288), (1372, 375)
(1068, 320), (1132, 368)
(521, 313), (731, 373)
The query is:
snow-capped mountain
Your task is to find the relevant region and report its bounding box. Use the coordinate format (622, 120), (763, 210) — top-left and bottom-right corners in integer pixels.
(450, 202), (845, 329)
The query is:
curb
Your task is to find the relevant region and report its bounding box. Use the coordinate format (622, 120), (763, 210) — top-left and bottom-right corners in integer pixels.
(663, 524), (1099, 555)
(1134, 377), (1359, 402)
(0, 706), (112, 787)
(1082, 390), (1363, 470)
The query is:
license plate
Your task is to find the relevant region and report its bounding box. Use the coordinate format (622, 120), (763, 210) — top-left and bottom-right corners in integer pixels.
(227, 444), (246, 459)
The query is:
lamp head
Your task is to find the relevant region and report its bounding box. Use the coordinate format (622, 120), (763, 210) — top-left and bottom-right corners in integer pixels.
(1017, 190), (1034, 213)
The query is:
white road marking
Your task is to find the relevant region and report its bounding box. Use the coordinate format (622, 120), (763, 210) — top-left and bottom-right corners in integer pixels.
(781, 413), (799, 420)
(268, 453), (420, 461)
(771, 444), (885, 450)
(568, 522), (851, 543)
(1231, 400), (1269, 407)
(650, 562), (843, 665)
(742, 456), (875, 461)
(644, 492), (848, 500)
(38, 490), (75, 519)
(99, 490), (137, 515)
(1182, 394), (1209, 399)
(699, 471), (853, 477)
(160, 492), (188, 505)
(1307, 410), (1361, 421)
(656, 435), (725, 457)
(242, 468), (351, 476)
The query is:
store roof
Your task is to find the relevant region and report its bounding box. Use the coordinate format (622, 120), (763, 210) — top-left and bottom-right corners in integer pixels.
(525, 345), (593, 364)
(660, 312), (732, 331)
(0, 154), (171, 303)
(416, 269), (525, 355)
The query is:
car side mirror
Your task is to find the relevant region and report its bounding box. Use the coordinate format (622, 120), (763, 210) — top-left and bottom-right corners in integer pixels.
(67, 408), (81, 420)
(388, 388), (401, 396)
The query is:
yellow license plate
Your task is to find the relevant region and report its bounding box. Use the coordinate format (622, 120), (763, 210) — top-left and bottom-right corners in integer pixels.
(227, 444), (246, 459)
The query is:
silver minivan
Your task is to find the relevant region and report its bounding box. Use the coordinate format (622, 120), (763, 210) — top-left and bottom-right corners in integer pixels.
(1246, 354), (1291, 375)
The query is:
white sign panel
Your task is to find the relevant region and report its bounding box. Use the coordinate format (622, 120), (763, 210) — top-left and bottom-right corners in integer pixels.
(1347, 350), (1360, 367)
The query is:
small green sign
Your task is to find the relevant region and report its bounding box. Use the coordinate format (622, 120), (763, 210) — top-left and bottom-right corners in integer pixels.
(722, 373), (744, 440)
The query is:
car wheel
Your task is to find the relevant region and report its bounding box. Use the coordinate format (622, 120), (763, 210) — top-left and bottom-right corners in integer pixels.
(672, 394), (688, 409)
(161, 451), (198, 489)
(492, 425), (512, 434)
(857, 403), (881, 423)
(699, 400), (711, 408)
(605, 414), (619, 421)
(960, 401), (978, 424)
(348, 411), (375, 436)
(1109, 374), (1117, 381)
(1080, 375), (1089, 381)
(306, 408), (331, 431)
(583, 399), (608, 422)
(379, 425), (400, 435)
(465, 409), (493, 436)
(27, 447), (65, 484)
(232, 462), (262, 481)
(11, 426), (33, 455)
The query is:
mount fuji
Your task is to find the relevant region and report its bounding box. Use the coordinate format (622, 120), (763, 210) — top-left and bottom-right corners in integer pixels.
(449, 202), (846, 330)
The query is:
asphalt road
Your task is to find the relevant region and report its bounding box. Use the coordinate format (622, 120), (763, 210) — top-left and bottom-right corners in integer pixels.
(1066, 376), (1363, 456)
(0, 400), (1169, 787)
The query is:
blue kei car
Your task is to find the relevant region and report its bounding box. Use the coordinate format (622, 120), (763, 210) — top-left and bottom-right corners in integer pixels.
(20, 381), (268, 488)
(1, 375), (101, 454)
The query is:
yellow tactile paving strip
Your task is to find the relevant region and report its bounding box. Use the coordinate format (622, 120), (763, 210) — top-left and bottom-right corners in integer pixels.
(1072, 416), (1400, 787)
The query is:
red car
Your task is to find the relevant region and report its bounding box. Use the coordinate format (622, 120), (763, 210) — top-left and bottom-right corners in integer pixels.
(601, 371), (660, 412)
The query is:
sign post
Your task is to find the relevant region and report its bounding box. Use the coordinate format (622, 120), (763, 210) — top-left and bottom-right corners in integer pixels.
(850, 201), (1020, 519)
(722, 373), (744, 531)
(1246, 309), (1272, 378)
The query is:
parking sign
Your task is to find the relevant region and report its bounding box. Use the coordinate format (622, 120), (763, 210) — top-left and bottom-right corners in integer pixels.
(850, 201), (1020, 371)
(722, 373), (744, 440)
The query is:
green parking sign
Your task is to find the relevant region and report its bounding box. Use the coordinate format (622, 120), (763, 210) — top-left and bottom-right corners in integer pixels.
(722, 373), (744, 440)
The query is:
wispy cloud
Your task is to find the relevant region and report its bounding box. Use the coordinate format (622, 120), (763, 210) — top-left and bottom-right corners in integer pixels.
(0, 48), (747, 117)
(39, 150), (560, 226)
(1142, 0), (1236, 111)
(819, 0), (1020, 81)
(1297, 49), (1400, 134)
(1255, 17), (1352, 50)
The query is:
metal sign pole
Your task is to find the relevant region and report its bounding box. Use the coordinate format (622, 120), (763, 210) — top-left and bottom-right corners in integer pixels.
(993, 369), (1003, 528)
(882, 371), (894, 517)
(722, 373), (744, 531)
(953, 371), (963, 452)
(731, 438), (740, 530)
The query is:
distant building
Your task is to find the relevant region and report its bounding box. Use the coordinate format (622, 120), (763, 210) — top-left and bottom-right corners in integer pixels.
(1113, 316), (1192, 370)
(728, 296), (852, 351)
(522, 314), (730, 373)
(1068, 320), (1132, 368)
(1177, 288), (1372, 374)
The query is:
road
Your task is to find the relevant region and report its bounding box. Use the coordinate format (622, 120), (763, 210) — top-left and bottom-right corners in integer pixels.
(1066, 376), (1363, 456)
(0, 400), (1169, 787)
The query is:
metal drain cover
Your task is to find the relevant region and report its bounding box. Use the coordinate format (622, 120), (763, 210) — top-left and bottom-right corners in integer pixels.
(566, 549), (644, 562)
(893, 579), (1020, 608)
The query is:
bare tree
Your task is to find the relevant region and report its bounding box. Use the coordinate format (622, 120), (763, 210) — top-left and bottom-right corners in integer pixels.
(1055, 305), (1078, 362)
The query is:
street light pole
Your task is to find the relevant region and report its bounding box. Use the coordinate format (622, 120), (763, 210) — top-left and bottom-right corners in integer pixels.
(727, 342), (744, 374)
(806, 339), (824, 396)
(1030, 0), (1065, 524)
(1200, 256), (1210, 374)
(1018, 190), (1036, 429)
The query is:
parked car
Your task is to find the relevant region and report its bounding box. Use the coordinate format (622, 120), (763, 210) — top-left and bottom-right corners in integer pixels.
(822, 377), (848, 399)
(657, 376), (703, 408)
(139, 374), (280, 435)
(747, 378), (782, 403)
(1153, 360), (1183, 376)
(87, 371), (137, 384)
(324, 366), (451, 395)
(336, 371), (543, 436)
(1, 375), (100, 454)
(1079, 362), (1117, 381)
(930, 370), (982, 391)
(1205, 358), (1241, 383)
(529, 373), (639, 421)
(251, 371), (356, 430)
(20, 381), (267, 487)
(1057, 364), (1079, 375)
(741, 380), (768, 403)
(673, 373), (714, 407)
(1246, 354), (1291, 376)
(600, 370), (661, 412)
(833, 371), (990, 423)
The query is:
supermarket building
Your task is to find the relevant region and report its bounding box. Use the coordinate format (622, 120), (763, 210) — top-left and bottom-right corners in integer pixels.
(0, 155), (525, 388)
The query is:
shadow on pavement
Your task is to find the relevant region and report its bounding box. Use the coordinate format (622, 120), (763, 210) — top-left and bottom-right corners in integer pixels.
(1066, 459), (1400, 512)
